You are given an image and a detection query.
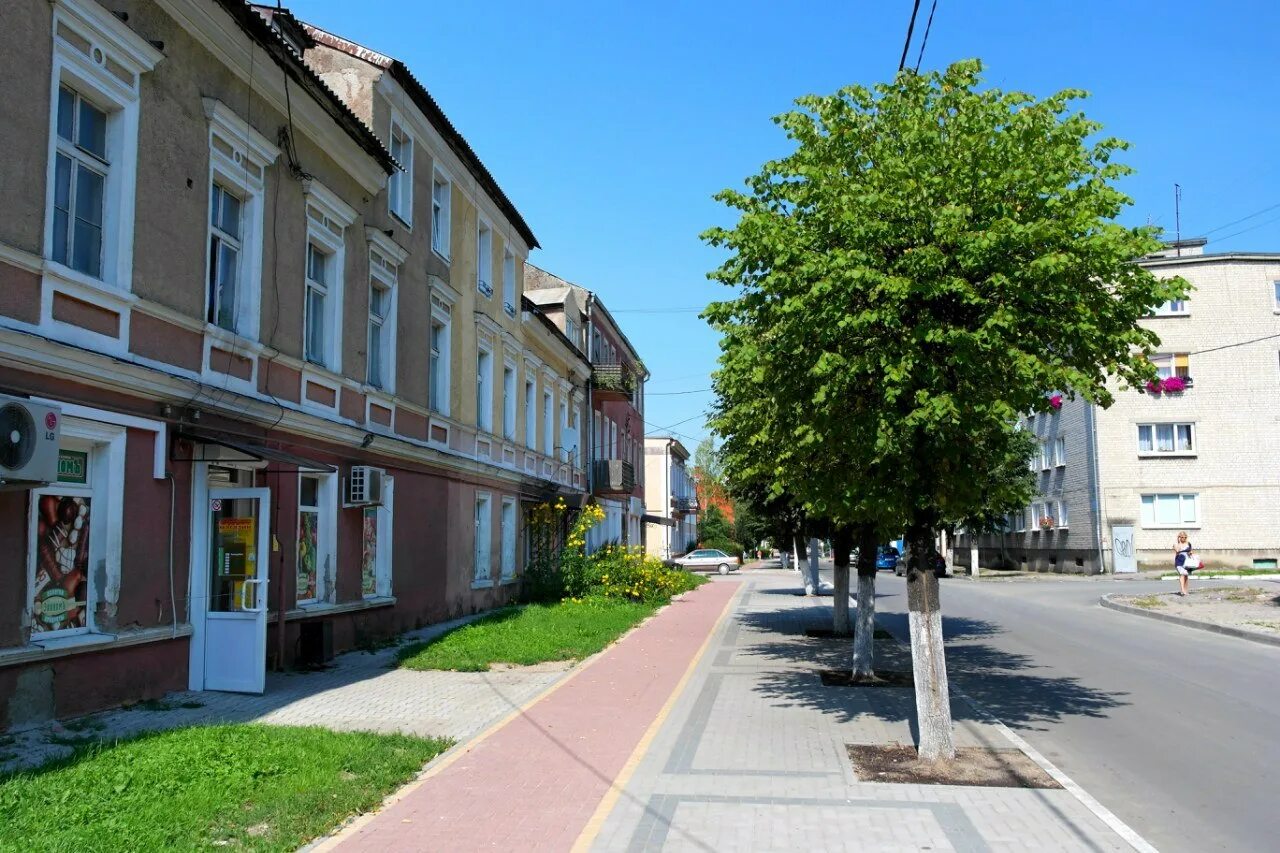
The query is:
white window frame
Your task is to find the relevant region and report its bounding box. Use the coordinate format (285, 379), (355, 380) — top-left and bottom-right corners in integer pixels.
(500, 496), (517, 581)
(1015, 507), (1027, 533)
(1137, 422), (1196, 456)
(502, 360), (517, 440)
(525, 375), (537, 450)
(361, 476), (394, 599)
(26, 419), (126, 641)
(431, 169), (451, 260)
(43, 0), (161, 295)
(1150, 353), (1191, 380)
(1151, 299), (1189, 317)
(302, 181), (356, 372)
(474, 492), (493, 585)
(559, 398), (569, 462)
(476, 219), (493, 297)
(1140, 493), (1200, 529)
(1039, 441), (1051, 471)
(365, 232), (404, 394)
(429, 295), (452, 416)
(297, 472), (338, 605)
(202, 99), (278, 342)
(502, 248), (516, 316)
(476, 343), (494, 432)
(1054, 436), (1066, 468)
(387, 114), (413, 226)
(1273, 280), (1280, 313)
(1031, 502), (1044, 532)
(543, 389), (554, 456)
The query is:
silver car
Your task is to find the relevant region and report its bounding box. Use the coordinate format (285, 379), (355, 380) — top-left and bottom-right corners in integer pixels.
(673, 549), (737, 575)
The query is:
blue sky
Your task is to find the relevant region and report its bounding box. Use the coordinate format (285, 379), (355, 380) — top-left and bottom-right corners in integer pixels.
(295, 0), (1280, 449)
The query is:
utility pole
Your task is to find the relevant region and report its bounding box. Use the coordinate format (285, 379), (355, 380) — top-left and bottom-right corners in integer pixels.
(1174, 183), (1182, 256)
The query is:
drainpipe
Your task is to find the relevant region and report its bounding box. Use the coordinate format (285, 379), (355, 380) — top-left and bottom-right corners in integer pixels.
(584, 291), (596, 496)
(1087, 401), (1107, 574)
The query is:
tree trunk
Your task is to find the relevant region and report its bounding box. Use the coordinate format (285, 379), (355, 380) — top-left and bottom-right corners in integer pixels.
(852, 525), (879, 679)
(793, 535), (804, 575)
(806, 537), (821, 596)
(970, 542), (979, 577)
(906, 523), (956, 762)
(831, 527), (852, 635)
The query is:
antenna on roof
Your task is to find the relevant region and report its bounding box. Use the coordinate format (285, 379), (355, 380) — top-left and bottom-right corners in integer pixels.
(1174, 183), (1183, 257)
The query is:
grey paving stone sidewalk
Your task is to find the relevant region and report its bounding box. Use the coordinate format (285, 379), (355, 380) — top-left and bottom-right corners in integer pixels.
(592, 571), (1142, 852)
(0, 611), (568, 774)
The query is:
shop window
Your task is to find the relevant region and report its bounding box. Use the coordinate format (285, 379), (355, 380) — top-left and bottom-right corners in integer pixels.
(501, 496), (517, 580)
(475, 492), (492, 583)
(361, 477), (394, 599)
(297, 472), (336, 604)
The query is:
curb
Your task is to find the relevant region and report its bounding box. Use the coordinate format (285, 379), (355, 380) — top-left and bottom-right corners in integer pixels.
(1099, 594), (1280, 648)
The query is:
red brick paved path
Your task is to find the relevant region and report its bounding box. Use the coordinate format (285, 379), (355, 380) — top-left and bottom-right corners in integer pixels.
(331, 579), (740, 852)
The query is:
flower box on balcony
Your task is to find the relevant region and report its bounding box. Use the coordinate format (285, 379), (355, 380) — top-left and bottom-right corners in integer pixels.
(1161, 376), (1188, 393)
(1038, 516), (1055, 531)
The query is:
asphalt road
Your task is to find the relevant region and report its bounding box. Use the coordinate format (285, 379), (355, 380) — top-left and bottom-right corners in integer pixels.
(815, 566), (1280, 853)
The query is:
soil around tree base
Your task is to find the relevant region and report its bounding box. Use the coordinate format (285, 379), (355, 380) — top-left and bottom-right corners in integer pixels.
(820, 669), (914, 687)
(846, 743), (1062, 788)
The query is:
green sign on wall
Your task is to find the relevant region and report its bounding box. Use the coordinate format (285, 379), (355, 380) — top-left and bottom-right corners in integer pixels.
(57, 450), (88, 484)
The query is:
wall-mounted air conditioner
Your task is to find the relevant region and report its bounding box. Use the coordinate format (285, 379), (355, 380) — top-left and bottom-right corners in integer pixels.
(344, 465), (385, 507)
(0, 395), (61, 487)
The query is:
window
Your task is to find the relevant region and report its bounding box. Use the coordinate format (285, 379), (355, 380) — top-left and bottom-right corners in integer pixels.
(503, 364), (516, 440)
(543, 389), (553, 455)
(361, 477), (394, 599)
(1274, 280), (1280, 311)
(566, 317), (579, 349)
(52, 86), (108, 279)
(297, 473), (336, 604)
(1015, 507), (1027, 532)
(367, 276), (392, 389)
(1138, 422), (1195, 455)
(387, 119), (412, 225)
(431, 172), (451, 258)
(476, 221), (493, 297)
(1054, 436), (1066, 467)
(1141, 493), (1199, 528)
(500, 497), (517, 580)
(1039, 441), (1050, 471)
(1151, 353), (1190, 380)
(305, 243), (330, 366)
(502, 249), (516, 316)
(207, 183), (241, 330)
(366, 240), (403, 393)
(1051, 500), (1069, 528)
(525, 378), (537, 449)
(476, 347), (493, 432)
(560, 398), (569, 462)
(474, 492), (492, 583)
(429, 299), (451, 415)
(1152, 299), (1188, 316)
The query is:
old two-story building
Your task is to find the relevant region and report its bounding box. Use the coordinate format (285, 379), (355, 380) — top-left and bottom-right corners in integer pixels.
(0, 0), (587, 729)
(960, 238), (1280, 573)
(524, 265), (648, 550)
(644, 437), (698, 561)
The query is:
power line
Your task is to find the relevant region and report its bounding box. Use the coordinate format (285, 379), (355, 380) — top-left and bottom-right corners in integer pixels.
(1210, 212), (1280, 245)
(1190, 330), (1280, 357)
(646, 388), (713, 396)
(609, 307), (705, 314)
(898, 0), (923, 73)
(1201, 201), (1280, 237)
(913, 0), (939, 73)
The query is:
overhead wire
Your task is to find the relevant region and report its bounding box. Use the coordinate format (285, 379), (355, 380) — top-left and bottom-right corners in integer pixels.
(898, 0), (923, 73)
(913, 0), (939, 73)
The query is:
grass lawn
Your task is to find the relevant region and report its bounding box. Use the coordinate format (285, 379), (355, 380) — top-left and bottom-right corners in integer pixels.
(398, 598), (656, 672)
(0, 724), (450, 852)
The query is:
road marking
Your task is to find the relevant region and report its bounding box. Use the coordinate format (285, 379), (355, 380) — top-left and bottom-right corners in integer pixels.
(570, 581), (744, 853)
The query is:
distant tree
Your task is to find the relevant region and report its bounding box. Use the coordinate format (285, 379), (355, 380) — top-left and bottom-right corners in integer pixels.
(697, 504), (737, 552)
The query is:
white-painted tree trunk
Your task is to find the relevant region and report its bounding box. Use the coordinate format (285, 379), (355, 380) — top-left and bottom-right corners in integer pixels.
(831, 528), (852, 635)
(906, 527), (956, 762)
(806, 537), (821, 596)
(792, 538), (802, 574)
(852, 572), (876, 678)
(970, 544), (979, 577)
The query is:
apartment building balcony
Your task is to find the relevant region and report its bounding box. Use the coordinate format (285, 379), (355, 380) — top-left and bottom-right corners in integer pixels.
(591, 362), (637, 401)
(593, 459), (635, 494)
(672, 495), (699, 515)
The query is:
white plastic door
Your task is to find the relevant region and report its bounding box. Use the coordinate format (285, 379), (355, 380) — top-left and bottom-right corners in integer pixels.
(1112, 525), (1136, 573)
(203, 487), (270, 693)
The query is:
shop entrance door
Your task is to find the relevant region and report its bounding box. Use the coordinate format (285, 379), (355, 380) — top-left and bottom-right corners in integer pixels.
(203, 487), (270, 693)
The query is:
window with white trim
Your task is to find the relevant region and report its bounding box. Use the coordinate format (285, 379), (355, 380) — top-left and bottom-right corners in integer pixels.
(474, 492), (492, 582)
(366, 247), (398, 391)
(543, 389), (553, 455)
(525, 377), (537, 449)
(1272, 280), (1280, 311)
(302, 185), (353, 372)
(502, 249), (516, 316)
(1138, 422), (1195, 455)
(305, 242), (331, 366)
(476, 221), (493, 297)
(1140, 493), (1199, 528)
(207, 183), (241, 331)
(431, 172), (451, 258)
(500, 496), (517, 580)
(1151, 299), (1188, 316)
(297, 472), (336, 604)
(1031, 502), (1045, 530)
(44, 3), (160, 292)
(1039, 441), (1050, 471)
(1151, 353), (1191, 380)
(559, 398), (569, 462)
(361, 477), (394, 599)
(477, 346), (493, 432)
(429, 296), (451, 415)
(502, 363), (516, 440)
(1054, 436), (1066, 467)
(1052, 499), (1068, 528)
(1015, 507), (1027, 532)
(387, 118), (412, 225)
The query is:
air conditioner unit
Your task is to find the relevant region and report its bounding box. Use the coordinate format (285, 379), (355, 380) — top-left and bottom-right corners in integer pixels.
(0, 395), (61, 487)
(344, 465), (385, 507)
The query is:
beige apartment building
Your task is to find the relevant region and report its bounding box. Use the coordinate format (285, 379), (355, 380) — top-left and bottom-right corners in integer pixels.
(644, 437), (698, 561)
(0, 0), (586, 726)
(961, 239), (1280, 573)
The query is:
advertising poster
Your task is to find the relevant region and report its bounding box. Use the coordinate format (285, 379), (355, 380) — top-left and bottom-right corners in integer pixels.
(217, 516), (256, 577)
(361, 507), (378, 597)
(297, 510), (318, 601)
(32, 494), (91, 633)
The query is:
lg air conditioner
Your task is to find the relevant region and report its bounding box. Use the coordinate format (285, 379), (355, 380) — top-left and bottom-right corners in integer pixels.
(344, 465), (385, 507)
(0, 395), (61, 486)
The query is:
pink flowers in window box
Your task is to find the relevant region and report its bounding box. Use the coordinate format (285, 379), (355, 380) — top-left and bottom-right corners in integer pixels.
(1048, 394), (1063, 410)
(1145, 380), (1163, 394)
(1161, 376), (1187, 393)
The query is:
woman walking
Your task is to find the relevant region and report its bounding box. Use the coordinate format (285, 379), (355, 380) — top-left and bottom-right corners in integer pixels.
(1173, 531), (1194, 596)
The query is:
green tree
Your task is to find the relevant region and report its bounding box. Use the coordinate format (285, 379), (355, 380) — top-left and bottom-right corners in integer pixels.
(697, 504), (737, 552)
(704, 60), (1184, 761)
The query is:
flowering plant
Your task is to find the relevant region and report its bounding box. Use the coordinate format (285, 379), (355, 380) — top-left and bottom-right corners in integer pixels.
(1048, 394), (1063, 410)
(1144, 379), (1162, 394)
(1161, 376), (1187, 393)
(1038, 515), (1055, 530)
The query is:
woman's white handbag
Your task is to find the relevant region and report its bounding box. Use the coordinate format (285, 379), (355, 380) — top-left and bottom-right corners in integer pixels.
(1184, 555), (1202, 570)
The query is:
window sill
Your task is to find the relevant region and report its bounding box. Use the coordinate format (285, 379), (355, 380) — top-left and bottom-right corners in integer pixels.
(431, 248), (451, 265)
(204, 323), (264, 353)
(390, 211), (412, 231)
(471, 579), (495, 590)
(499, 575), (519, 586)
(1142, 524), (1202, 530)
(0, 625), (193, 669)
(1149, 312), (1191, 318)
(1137, 452), (1198, 459)
(273, 597), (397, 623)
(43, 262), (138, 308)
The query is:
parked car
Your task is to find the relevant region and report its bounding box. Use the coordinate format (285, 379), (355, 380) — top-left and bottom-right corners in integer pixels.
(673, 549), (737, 575)
(875, 546), (900, 571)
(894, 552), (948, 578)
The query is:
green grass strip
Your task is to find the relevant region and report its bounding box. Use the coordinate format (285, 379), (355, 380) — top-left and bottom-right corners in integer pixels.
(0, 724), (450, 852)
(398, 598), (656, 672)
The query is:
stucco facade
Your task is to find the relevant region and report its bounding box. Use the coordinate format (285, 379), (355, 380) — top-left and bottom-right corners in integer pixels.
(644, 437), (698, 561)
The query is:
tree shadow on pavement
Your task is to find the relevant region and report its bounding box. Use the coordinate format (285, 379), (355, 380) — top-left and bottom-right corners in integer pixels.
(737, 608), (1128, 735)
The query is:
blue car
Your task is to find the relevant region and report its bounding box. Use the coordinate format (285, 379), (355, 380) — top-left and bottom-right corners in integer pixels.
(875, 546), (900, 571)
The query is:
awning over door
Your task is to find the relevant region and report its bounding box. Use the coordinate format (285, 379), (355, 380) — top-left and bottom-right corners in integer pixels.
(642, 513), (675, 527)
(172, 429), (336, 472)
